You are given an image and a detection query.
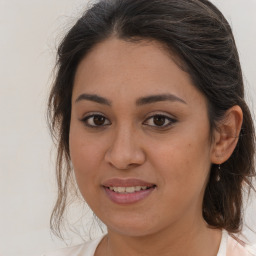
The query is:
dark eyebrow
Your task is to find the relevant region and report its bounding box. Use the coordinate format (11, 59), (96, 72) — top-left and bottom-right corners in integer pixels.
(136, 94), (187, 106)
(75, 93), (111, 106)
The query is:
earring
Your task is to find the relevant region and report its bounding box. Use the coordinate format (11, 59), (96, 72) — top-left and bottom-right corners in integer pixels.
(216, 164), (221, 182)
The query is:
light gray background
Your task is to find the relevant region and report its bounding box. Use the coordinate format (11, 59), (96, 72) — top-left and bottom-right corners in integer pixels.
(0, 1), (255, 256)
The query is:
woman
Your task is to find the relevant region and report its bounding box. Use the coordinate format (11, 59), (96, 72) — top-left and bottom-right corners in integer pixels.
(44, 0), (256, 255)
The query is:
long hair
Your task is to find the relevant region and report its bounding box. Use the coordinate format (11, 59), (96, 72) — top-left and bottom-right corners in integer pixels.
(48, 0), (255, 238)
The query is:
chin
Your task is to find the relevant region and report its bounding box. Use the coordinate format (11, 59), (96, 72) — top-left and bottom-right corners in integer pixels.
(108, 224), (157, 237)
(101, 214), (167, 238)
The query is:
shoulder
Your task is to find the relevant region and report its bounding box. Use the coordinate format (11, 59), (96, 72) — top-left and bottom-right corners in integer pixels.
(41, 236), (104, 256)
(226, 234), (256, 256)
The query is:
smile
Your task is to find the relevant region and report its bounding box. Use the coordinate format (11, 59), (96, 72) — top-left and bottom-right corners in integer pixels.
(108, 186), (150, 193)
(102, 179), (157, 204)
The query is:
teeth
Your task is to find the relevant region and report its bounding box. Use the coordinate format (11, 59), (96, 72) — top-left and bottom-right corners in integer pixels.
(125, 187), (135, 193)
(108, 186), (149, 193)
(116, 187), (125, 193)
(135, 186), (141, 191)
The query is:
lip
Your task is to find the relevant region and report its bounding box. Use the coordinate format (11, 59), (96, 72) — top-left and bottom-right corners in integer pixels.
(102, 178), (156, 205)
(102, 178), (155, 188)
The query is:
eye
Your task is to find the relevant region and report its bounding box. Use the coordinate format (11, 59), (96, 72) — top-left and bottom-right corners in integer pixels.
(143, 114), (176, 128)
(81, 114), (111, 127)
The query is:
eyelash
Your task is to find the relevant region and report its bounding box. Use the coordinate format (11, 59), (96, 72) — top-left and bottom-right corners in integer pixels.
(80, 113), (177, 129)
(81, 113), (111, 128)
(143, 114), (177, 129)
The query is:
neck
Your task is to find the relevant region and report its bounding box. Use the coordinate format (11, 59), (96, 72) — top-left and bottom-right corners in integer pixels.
(99, 220), (222, 256)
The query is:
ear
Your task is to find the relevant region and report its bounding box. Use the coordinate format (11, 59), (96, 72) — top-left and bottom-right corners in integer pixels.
(211, 105), (243, 164)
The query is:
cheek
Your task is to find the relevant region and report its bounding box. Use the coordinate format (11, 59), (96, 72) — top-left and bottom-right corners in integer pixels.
(69, 125), (104, 191)
(150, 139), (211, 217)
(148, 130), (212, 189)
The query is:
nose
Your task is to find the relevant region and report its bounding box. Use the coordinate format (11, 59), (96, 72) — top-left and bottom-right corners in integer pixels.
(104, 126), (146, 170)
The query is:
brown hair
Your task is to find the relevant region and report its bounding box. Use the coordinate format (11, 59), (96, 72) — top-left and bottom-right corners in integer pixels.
(48, 0), (256, 238)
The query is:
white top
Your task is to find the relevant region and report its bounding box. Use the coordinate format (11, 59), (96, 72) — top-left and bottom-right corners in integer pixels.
(42, 230), (256, 256)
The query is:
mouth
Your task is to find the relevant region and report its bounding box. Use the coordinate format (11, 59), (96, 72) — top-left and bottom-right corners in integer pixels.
(106, 185), (156, 194)
(102, 178), (157, 204)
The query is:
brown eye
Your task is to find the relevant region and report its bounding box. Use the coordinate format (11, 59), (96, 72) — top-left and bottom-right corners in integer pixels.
(82, 114), (111, 127)
(143, 114), (176, 128)
(153, 116), (166, 126)
(93, 115), (106, 126)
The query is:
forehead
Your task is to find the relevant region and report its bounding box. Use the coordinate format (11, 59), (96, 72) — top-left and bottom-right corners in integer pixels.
(72, 37), (204, 107)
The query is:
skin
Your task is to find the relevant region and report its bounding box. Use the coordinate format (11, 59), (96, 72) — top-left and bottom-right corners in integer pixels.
(69, 37), (243, 256)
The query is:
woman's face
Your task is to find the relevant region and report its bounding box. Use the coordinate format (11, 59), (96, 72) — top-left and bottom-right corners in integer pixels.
(70, 38), (216, 237)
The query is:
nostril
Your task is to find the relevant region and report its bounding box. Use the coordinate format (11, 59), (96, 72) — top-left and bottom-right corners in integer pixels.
(107, 161), (136, 170)
(104, 130), (146, 169)
(104, 146), (146, 170)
